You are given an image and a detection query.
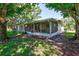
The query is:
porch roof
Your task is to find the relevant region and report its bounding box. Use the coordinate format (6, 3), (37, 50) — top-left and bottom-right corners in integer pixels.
(25, 18), (62, 24)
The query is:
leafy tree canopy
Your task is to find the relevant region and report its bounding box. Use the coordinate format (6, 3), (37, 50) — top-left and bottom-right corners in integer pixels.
(45, 3), (75, 17)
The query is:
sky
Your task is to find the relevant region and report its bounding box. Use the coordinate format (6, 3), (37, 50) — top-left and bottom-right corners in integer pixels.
(38, 4), (63, 20)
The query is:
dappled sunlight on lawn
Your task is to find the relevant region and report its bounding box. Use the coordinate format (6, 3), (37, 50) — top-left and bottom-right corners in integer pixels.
(0, 38), (60, 56)
(64, 31), (75, 41)
(7, 31), (23, 38)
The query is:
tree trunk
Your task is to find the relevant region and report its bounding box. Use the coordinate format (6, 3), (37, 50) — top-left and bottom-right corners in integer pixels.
(74, 4), (79, 40)
(75, 20), (79, 40)
(1, 22), (7, 42)
(0, 4), (8, 43)
(0, 17), (7, 42)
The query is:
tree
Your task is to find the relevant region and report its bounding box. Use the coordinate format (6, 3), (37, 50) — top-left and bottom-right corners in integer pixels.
(19, 4), (41, 22)
(63, 17), (75, 32)
(0, 3), (41, 42)
(7, 4), (41, 31)
(45, 3), (79, 40)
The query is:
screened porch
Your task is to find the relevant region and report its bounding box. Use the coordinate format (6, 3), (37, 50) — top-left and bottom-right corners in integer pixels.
(25, 21), (58, 34)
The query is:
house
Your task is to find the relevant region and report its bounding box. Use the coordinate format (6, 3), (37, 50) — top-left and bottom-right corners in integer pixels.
(15, 18), (64, 38)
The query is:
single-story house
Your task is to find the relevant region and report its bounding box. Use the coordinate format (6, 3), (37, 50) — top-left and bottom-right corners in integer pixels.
(15, 18), (64, 38)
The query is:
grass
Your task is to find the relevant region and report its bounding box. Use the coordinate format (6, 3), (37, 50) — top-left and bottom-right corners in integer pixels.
(0, 31), (60, 56)
(0, 38), (60, 56)
(64, 31), (75, 40)
(7, 31), (23, 37)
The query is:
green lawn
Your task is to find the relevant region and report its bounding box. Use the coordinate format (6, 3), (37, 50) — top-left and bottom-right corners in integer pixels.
(7, 31), (23, 37)
(64, 31), (75, 40)
(0, 31), (60, 56)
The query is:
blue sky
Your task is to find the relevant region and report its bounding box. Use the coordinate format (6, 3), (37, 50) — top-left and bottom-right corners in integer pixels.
(38, 4), (63, 19)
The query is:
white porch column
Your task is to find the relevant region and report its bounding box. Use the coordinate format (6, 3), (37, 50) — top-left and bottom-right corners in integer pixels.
(17, 26), (20, 31)
(58, 23), (64, 33)
(23, 25), (25, 32)
(17, 26), (19, 31)
(40, 23), (42, 32)
(49, 21), (52, 34)
(33, 23), (35, 32)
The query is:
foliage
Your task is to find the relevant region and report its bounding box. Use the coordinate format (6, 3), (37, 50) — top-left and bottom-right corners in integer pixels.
(6, 3), (41, 26)
(7, 31), (23, 38)
(63, 17), (75, 31)
(45, 3), (79, 40)
(45, 3), (75, 17)
(0, 37), (60, 56)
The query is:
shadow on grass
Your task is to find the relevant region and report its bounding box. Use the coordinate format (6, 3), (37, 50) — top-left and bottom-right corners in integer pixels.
(0, 38), (59, 56)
